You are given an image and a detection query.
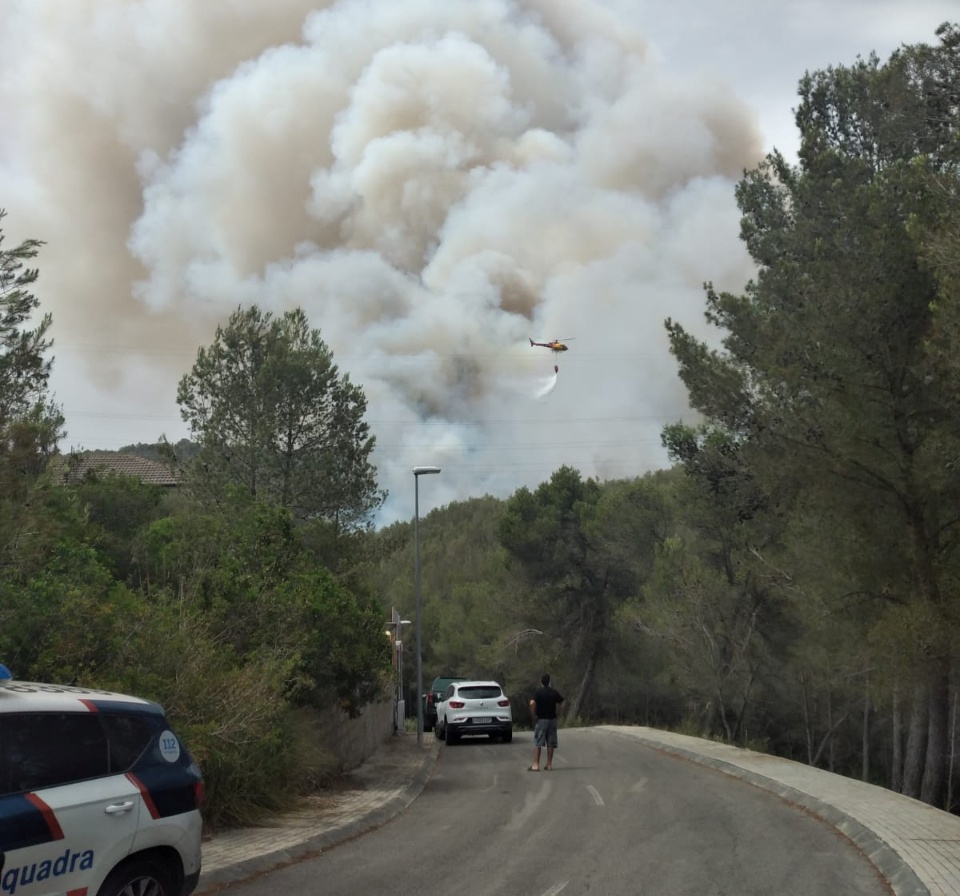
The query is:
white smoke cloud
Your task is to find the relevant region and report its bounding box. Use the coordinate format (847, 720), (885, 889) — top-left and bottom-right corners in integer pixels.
(0, 0), (767, 522)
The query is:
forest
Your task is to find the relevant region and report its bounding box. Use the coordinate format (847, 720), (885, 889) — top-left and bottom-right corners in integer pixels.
(1, 25), (959, 824)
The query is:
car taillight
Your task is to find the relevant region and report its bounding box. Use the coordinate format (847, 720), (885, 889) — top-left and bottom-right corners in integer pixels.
(427, 693), (435, 706)
(497, 698), (510, 707)
(194, 781), (205, 808)
(449, 700), (465, 708)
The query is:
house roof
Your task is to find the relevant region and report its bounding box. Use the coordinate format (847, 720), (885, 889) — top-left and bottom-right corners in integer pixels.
(51, 451), (181, 487)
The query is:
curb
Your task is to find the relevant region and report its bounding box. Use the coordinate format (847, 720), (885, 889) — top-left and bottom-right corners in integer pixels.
(603, 729), (927, 896)
(196, 739), (441, 893)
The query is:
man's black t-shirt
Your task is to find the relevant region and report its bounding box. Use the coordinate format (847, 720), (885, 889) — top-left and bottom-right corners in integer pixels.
(532, 685), (565, 719)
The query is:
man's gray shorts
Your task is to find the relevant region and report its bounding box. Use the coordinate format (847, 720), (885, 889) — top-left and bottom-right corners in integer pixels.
(534, 718), (558, 748)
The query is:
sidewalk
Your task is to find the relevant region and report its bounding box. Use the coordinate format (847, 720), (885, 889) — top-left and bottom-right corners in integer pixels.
(197, 733), (440, 893)
(195, 726), (960, 896)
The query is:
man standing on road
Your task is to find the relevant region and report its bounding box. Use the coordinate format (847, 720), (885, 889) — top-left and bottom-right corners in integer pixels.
(529, 674), (565, 771)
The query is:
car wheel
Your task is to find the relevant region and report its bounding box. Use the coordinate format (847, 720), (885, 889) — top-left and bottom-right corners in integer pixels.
(436, 719), (445, 741)
(97, 858), (178, 896)
(501, 728), (513, 743)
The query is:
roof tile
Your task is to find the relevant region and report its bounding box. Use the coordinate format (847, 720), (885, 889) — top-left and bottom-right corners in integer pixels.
(51, 451), (181, 487)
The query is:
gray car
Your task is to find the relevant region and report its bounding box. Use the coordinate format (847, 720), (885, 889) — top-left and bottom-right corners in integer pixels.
(422, 675), (467, 731)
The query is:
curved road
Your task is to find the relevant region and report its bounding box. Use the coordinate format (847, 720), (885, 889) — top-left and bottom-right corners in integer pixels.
(221, 728), (890, 896)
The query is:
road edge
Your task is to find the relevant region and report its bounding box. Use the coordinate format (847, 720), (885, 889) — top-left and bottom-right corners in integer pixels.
(197, 738), (442, 892)
(601, 728), (927, 896)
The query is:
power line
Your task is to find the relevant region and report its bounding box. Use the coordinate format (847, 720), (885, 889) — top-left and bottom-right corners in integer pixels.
(64, 409), (690, 426)
(53, 342), (666, 363)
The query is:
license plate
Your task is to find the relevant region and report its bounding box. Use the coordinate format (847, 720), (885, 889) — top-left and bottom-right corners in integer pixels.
(472, 717), (491, 724)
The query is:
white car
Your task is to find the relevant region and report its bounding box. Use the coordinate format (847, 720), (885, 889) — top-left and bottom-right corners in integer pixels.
(435, 680), (513, 744)
(0, 664), (204, 896)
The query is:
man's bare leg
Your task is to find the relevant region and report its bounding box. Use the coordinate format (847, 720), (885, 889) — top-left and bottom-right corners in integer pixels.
(530, 746), (541, 770)
(545, 747), (555, 769)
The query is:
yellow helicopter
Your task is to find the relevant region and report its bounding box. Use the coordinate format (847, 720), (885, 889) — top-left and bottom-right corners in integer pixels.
(529, 337), (573, 354)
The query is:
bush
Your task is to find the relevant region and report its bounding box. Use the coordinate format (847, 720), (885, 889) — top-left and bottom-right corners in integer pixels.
(74, 595), (335, 829)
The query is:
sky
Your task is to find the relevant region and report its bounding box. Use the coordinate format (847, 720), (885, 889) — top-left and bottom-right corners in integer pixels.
(0, 0), (954, 524)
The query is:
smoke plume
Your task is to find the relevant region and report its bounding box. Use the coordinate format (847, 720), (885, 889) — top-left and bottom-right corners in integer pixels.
(0, 0), (764, 522)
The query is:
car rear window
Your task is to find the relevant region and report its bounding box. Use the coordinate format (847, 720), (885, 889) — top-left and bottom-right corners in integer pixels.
(458, 686), (502, 700)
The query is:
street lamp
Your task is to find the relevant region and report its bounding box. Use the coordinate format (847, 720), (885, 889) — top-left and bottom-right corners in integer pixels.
(385, 611), (411, 734)
(413, 465), (441, 746)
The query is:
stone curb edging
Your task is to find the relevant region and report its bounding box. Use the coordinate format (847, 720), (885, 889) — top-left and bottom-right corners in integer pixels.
(602, 729), (927, 896)
(196, 740), (442, 893)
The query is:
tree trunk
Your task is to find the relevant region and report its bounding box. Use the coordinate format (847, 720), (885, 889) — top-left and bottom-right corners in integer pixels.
(732, 663), (759, 744)
(811, 716), (848, 767)
(891, 683), (903, 793)
(801, 672), (814, 765)
(948, 688), (958, 815)
(902, 678), (928, 799)
(716, 687), (732, 741)
(700, 699), (718, 738)
(905, 498), (949, 807)
(920, 658), (950, 807)
(827, 692), (835, 773)
(568, 646), (599, 720)
(862, 687), (870, 783)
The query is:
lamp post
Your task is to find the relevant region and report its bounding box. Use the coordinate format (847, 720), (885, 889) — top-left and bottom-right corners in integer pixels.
(413, 465), (441, 746)
(385, 610), (411, 733)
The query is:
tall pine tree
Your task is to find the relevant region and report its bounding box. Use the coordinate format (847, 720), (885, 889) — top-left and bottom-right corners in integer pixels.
(665, 25), (960, 806)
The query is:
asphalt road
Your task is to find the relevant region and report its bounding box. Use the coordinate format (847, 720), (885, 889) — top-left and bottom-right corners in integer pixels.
(217, 728), (892, 896)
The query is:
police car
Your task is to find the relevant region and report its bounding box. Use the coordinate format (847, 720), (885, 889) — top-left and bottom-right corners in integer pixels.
(0, 664), (203, 896)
